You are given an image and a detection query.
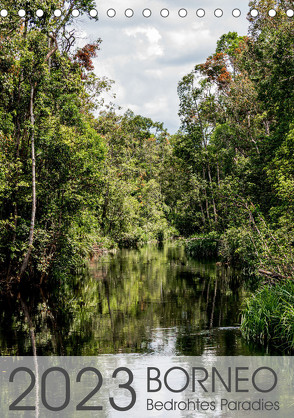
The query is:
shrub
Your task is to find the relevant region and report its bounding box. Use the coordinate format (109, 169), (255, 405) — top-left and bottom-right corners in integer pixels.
(185, 231), (220, 258)
(241, 280), (294, 352)
(219, 227), (256, 267)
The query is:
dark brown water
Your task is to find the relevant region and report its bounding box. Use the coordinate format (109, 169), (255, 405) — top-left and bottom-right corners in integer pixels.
(0, 242), (266, 355)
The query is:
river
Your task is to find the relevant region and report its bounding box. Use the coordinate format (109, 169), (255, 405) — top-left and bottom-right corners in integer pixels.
(0, 242), (267, 355)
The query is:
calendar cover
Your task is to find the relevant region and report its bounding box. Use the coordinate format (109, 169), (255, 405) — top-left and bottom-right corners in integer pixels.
(0, 1), (294, 416)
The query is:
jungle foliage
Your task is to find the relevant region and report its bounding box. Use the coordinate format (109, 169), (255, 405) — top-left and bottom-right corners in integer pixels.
(0, 0), (175, 281)
(0, 0), (108, 280)
(167, 0), (294, 350)
(0, 0), (294, 350)
(0, 1), (293, 278)
(172, 1), (294, 280)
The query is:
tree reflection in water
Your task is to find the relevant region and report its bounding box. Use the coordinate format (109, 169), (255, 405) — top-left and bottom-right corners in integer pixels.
(0, 243), (267, 356)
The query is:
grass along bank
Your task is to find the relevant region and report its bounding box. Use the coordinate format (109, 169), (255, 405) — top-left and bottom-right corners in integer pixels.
(184, 229), (294, 353)
(241, 280), (294, 352)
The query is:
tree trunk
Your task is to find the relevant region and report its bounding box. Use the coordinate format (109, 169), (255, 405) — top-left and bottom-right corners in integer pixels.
(7, 80), (23, 279)
(209, 278), (217, 329)
(199, 201), (206, 228)
(216, 162), (220, 186)
(19, 85), (36, 279)
(207, 162), (218, 224)
(202, 167), (210, 224)
(194, 95), (217, 226)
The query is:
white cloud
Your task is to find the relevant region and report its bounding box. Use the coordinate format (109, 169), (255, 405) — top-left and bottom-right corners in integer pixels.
(76, 0), (250, 133)
(125, 26), (163, 60)
(145, 69), (163, 78)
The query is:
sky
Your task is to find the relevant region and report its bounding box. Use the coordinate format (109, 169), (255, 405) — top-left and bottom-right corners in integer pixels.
(75, 1), (251, 133)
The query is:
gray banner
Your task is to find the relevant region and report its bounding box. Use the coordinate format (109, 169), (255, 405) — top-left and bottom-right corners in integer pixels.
(1, 356), (293, 417)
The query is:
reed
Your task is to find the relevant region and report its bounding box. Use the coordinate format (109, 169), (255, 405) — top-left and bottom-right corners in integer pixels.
(241, 280), (294, 352)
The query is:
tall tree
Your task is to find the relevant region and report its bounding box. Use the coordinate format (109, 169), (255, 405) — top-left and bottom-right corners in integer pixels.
(0, 1), (109, 280)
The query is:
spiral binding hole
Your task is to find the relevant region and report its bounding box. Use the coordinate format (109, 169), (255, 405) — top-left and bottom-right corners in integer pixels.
(0, 8), (290, 19)
(268, 9), (276, 17)
(72, 9), (80, 17)
(214, 9), (223, 18)
(107, 8), (116, 18)
(250, 9), (259, 17)
(178, 9), (187, 18)
(232, 9), (241, 18)
(142, 8), (152, 18)
(160, 9), (169, 18)
(125, 9), (134, 18)
(90, 9), (98, 17)
(36, 9), (44, 18)
(196, 9), (205, 18)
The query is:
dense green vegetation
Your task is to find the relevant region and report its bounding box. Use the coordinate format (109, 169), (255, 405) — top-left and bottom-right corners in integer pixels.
(94, 110), (173, 247)
(0, 0), (293, 351)
(0, 0), (107, 280)
(241, 280), (294, 351)
(170, 0), (294, 350)
(0, 0), (175, 281)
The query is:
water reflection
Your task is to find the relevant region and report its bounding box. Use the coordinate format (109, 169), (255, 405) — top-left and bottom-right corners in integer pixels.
(0, 243), (266, 355)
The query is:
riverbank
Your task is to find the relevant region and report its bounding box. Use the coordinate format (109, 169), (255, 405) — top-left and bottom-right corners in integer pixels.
(241, 280), (294, 352)
(183, 233), (294, 353)
(0, 242), (267, 356)
(89, 234), (294, 354)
